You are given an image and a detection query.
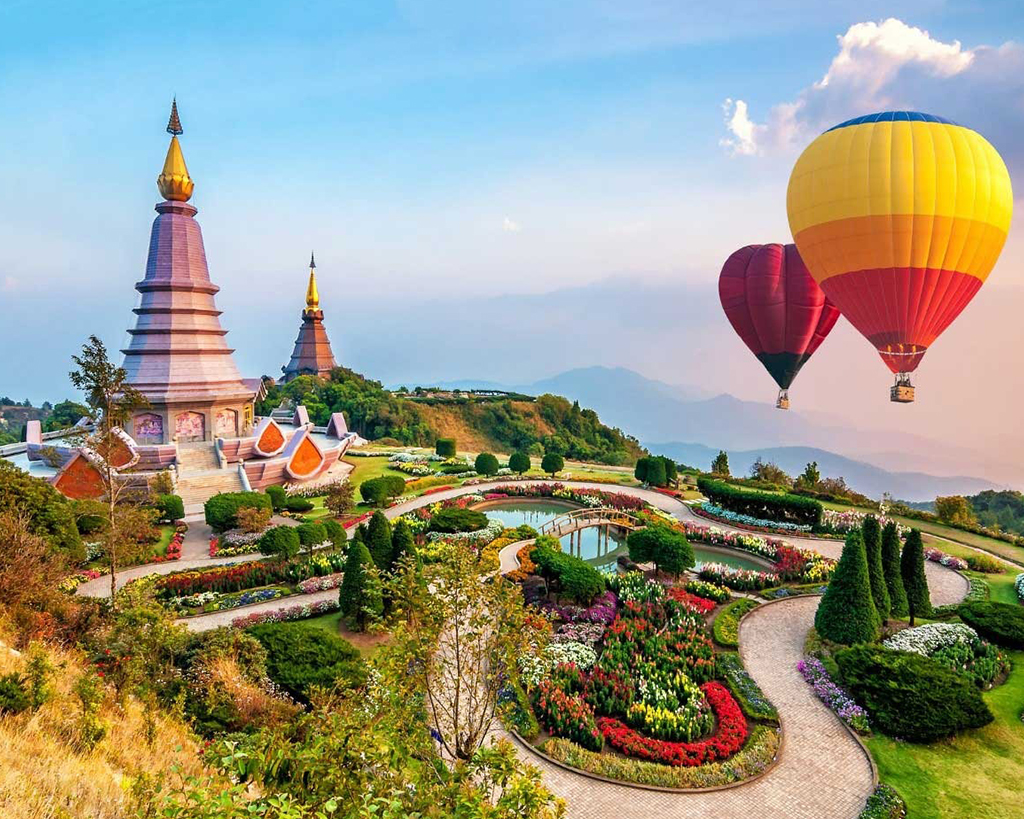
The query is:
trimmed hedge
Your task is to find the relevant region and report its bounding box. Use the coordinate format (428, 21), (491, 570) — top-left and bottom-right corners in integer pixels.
(814, 531), (880, 645)
(154, 493), (184, 523)
(247, 623), (365, 701)
(957, 601), (1024, 649)
(295, 522), (327, 549)
(265, 485), (286, 512)
(835, 645), (993, 742)
(322, 519), (346, 548)
(474, 452), (500, 476)
(258, 525), (301, 559)
(204, 491), (273, 532)
(284, 497), (315, 513)
(713, 599), (759, 648)
(427, 508), (488, 534)
(532, 545), (605, 605)
(359, 475), (406, 506)
(435, 438), (457, 458)
(697, 477), (822, 527)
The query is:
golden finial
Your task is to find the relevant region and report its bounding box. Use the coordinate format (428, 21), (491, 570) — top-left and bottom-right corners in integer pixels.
(304, 254), (320, 314)
(157, 99), (194, 201)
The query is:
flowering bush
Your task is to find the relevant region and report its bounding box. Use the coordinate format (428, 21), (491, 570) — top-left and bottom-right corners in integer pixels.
(883, 623), (978, 656)
(297, 572), (345, 594)
(883, 622), (1008, 688)
(156, 561), (294, 597)
(698, 563), (779, 591)
(231, 598), (339, 627)
(598, 682), (748, 766)
(58, 569), (103, 594)
(536, 590), (618, 626)
(679, 521), (783, 558)
(611, 572), (665, 604)
(923, 547), (968, 571)
(797, 656), (869, 733)
(698, 503), (812, 533)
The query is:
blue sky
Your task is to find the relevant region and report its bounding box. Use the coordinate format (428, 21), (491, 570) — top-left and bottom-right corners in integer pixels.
(1, 1), (1022, 471)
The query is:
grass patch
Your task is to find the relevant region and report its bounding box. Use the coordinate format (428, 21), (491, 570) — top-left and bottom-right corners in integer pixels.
(865, 649), (1024, 819)
(713, 598), (760, 647)
(151, 524), (175, 557)
(292, 609), (389, 659)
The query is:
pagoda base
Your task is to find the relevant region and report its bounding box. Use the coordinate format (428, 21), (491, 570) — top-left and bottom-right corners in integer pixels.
(129, 398), (255, 445)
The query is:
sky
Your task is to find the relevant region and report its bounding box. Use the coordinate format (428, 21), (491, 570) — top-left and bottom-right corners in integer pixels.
(1, 1), (1022, 478)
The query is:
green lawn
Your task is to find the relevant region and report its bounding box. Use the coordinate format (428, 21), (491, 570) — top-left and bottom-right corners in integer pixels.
(152, 524), (176, 557)
(867, 649), (1024, 819)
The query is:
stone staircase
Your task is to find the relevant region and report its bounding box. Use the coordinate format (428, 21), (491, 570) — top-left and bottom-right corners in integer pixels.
(175, 443), (244, 514)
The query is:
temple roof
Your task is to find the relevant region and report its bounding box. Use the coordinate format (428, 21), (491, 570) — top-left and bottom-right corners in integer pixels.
(157, 99), (193, 202)
(282, 255), (338, 382)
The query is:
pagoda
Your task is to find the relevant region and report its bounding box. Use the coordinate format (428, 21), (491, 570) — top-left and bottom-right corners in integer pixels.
(120, 100), (256, 444)
(280, 253), (339, 382)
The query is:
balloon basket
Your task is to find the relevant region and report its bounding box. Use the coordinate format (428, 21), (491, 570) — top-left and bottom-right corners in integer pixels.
(775, 390), (790, 410)
(890, 375), (915, 404)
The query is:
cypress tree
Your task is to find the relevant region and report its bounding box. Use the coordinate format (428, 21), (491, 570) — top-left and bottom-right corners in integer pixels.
(900, 529), (932, 625)
(360, 561), (384, 629)
(862, 515), (891, 621)
(339, 540), (372, 625)
(814, 530), (880, 644)
(391, 519), (416, 565)
(881, 521), (908, 617)
(366, 511), (394, 573)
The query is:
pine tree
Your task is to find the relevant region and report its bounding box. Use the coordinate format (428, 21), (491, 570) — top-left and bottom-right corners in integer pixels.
(360, 561), (384, 629)
(814, 530), (880, 644)
(862, 515), (891, 621)
(366, 511), (394, 573)
(391, 519), (416, 565)
(339, 539), (371, 625)
(881, 521), (908, 617)
(900, 529), (932, 626)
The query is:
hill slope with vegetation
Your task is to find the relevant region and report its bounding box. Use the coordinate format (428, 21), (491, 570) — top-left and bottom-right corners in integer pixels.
(258, 368), (645, 465)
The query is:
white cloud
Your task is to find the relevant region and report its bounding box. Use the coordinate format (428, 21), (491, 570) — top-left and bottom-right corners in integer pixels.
(502, 217), (522, 233)
(720, 19), (1023, 168)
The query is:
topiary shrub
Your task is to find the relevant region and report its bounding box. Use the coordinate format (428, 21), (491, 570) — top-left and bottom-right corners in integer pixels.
(435, 438), (457, 458)
(154, 493), (184, 523)
(391, 519), (416, 564)
(508, 451), (531, 475)
(881, 521), (908, 618)
(204, 491), (273, 533)
(265, 485), (287, 512)
(366, 511), (394, 573)
(626, 525), (693, 576)
(295, 522), (328, 551)
(834, 644), (993, 741)
(474, 452), (500, 477)
(900, 529), (932, 625)
(958, 601), (1024, 649)
(532, 545), (605, 605)
(697, 477), (823, 527)
(284, 497), (315, 513)
(258, 525), (301, 559)
(814, 531), (880, 644)
(541, 452), (564, 477)
(862, 515), (890, 621)
(359, 477), (389, 506)
(322, 519), (346, 549)
(427, 507), (488, 534)
(247, 623), (365, 702)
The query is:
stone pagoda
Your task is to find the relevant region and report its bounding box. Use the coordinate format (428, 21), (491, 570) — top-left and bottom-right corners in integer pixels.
(121, 100), (256, 444)
(280, 253), (339, 382)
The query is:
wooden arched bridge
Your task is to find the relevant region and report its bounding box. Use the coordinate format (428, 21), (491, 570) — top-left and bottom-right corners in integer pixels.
(538, 506), (646, 557)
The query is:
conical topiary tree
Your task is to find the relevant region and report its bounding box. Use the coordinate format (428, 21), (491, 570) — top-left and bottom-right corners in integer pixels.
(881, 521), (908, 617)
(391, 519), (416, 565)
(900, 529), (932, 625)
(862, 515), (890, 621)
(339, 539), (372, 627)
(360, 560), (384, 629)
(366, 510), (394, 573)
(814, 530), (880, 644)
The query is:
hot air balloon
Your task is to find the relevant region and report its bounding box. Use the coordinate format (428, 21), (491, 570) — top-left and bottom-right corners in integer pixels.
(719, 243), (840, 409)
(787, 111), (1013, 403)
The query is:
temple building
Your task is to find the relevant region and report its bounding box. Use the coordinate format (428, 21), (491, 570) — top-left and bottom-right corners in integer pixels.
(281, 253), (339, 382)
(121, 100), (257, 444)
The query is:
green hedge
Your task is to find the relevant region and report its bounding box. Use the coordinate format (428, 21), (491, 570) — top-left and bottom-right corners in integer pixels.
(154, 493), (184, 523)
(532, 545), (605, 604)
(427, 508), (488, 534)
(284, 497), (315, 513)
(835, 645), (992, 742)
(295, 522), (327, 548)
(713, 599), (759, 647)
(265, 485), (286, 512)
(435, 438), (457, 458)
(258, 526), (301, 559)
(204, 491), (273, 532)
(697, 477), (823, 527)
(247, 623), (365, 701)
(958, 601), (1024, 649)
(359, 475), (406, 506)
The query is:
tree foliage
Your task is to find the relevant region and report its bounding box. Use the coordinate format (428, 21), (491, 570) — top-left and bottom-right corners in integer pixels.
(881, 521), (908, 618)
(474, 452), (500, 476)
(508, 451), (531, 475)
(814, 531), (880, 644)
(541, 452), (564, 477)
(710, 450), (730, 477)
(934, 495), (977, 527)
(626, 525), (694, 576)
(366, 511), (394, 573)
(861, 515), (890, 621)
(900, 529), (931, 625)
(0, 460), (82, 559)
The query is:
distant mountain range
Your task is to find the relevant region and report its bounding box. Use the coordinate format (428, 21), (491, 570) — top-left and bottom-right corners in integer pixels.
(426, 366), (1005, 502)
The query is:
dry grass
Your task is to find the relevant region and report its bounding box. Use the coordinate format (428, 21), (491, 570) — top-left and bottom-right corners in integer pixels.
(0, 633), (209, 819)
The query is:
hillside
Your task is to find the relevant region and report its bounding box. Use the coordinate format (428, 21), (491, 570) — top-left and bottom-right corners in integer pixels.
(258, 368), (644, 465)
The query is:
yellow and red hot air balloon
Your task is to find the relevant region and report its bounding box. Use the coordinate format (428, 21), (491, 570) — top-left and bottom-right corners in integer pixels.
(787, 112), (1013, 402)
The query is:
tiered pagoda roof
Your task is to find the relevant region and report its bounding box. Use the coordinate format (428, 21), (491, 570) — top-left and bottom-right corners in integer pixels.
(281, 253), (339, 382)
(121, 101), (253, 407)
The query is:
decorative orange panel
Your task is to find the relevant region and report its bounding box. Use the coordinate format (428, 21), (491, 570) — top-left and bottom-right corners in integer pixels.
(258, 422), (285, 453)
(54, 454), (105, 500)
(288, 435), (323, 478)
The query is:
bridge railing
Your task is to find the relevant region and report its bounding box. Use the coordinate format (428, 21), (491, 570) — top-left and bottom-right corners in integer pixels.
(538, 506), (645, 536)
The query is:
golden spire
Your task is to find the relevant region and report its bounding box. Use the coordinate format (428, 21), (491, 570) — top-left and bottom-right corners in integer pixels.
(304, 253), (320, 314)
(157, 98), (194, 202)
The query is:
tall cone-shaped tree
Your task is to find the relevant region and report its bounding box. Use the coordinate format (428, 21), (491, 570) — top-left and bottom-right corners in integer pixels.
(881, 521), (908, 617)
(862, 515), (890, 621)
(391, 519), (416, 565)
(339, 539), (372, 629)
(814, 530), (880, 644)
(901, 529), (932, 626)
(366, 511), (394, 573)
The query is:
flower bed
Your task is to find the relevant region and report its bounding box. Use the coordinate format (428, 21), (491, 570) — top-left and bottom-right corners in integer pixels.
(716, 652), (777, 722)
(666, 587), (717, 615)
(883, 622), (978, 656)
(173, 586), (290, 615)
(684, 579), (730, 603)
(1016, 573), (1024, 603)
(698, 563), (779, 591)
(923, 547), (968, 571)
(712, 598), (759, 648)
(797, 656), (869, 733)
(696, 504), (812, 534)
(485, 482), (645, 511)
(819, 509), (906, 537)
(883, 622), (1009, 688)
(58, 569), (104, 594)
(231, 598), (340, 628)
(297, 571), (345, 594)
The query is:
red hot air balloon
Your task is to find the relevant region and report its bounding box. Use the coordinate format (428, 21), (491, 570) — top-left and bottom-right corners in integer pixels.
(719, 244), (840, 409)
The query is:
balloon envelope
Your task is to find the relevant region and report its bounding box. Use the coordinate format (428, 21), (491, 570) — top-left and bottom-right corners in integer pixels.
(787, 111), (1013, 374)
(719, 243), (840, 391)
